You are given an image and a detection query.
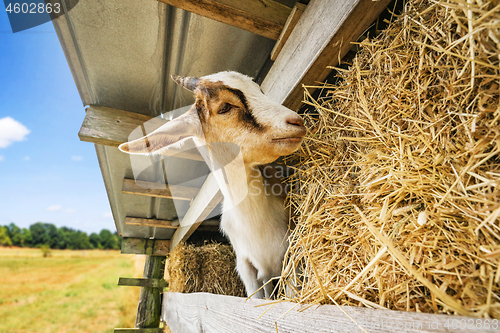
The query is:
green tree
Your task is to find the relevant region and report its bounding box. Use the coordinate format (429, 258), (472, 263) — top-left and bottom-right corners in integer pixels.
(68, 231), (91, 250)
(21, 228), (32, 247)
(29, 223), (51, 247)
(40, 244), (52, 257)
(8, 223), (119, 250)
(98, 230), (120, 250)
(89, 233), (102, 249)
(0, 226), (12, 246)
(54, 227), (72, 249)
(47, 224), (59, 249)
(99, 229), (115, 249)
(7, 223), (23, 246)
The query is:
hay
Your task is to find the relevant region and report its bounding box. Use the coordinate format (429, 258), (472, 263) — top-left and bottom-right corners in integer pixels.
(279, 0), (500, 318)
(168, 242), (246, 297)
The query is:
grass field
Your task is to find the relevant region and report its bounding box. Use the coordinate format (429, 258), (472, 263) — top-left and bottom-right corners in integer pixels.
(0, 247), (145, 333)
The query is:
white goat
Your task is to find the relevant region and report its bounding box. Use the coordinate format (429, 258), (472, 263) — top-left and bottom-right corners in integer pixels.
(119, 71), (306, 298)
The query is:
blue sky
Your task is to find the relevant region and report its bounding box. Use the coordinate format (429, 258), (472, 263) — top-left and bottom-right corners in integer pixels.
(0, 11), (115, 233)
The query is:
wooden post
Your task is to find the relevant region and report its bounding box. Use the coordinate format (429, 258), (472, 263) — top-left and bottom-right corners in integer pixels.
(135, 255), (166, 329)
(118, 238), (169, 332)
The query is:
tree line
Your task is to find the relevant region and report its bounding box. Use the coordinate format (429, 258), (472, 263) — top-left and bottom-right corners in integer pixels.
(0, 222), (122, 250)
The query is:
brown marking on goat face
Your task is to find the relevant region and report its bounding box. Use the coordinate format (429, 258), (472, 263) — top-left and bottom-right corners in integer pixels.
(182, 76), (302, 165)
(194, 79), (265, 133)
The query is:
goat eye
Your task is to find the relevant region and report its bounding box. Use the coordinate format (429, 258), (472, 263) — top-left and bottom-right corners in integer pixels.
(218, 103), (232, 114)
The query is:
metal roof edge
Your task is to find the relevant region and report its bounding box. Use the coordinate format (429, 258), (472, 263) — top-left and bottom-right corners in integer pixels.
(51, 3), (95, 106)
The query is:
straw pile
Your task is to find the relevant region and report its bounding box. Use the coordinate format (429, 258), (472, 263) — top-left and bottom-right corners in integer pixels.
(279, 0), (500, 318)
(168, 242), (245, 297)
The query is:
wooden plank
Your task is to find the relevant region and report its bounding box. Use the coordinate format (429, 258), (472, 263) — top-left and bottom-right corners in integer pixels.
(122, 238), (150, 255)
(164, 292), (493, 333)
(79, 105), (204, 161)
(170, 173), (223, 251)
(125, 217), (177, 229)
(156, 0), (291, 40)
(261, 0), (391, 111)
(122, 178), (199, 201)
(121, 238), (170, 256)
(151, 240), (170, 256)
(177, 173), (221, 228)
(79, 105), (159, 147)
(118, 277), (167, 289)
(270, 3), (306, 61)
(114, 329), (163, 333)
(135, 256), (166, 329)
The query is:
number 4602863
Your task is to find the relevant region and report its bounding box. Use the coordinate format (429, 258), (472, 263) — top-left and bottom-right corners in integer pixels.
(5, 2), (61, 14)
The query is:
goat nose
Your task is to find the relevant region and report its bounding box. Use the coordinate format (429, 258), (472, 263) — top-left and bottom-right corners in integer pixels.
(286, 115), (304, 127)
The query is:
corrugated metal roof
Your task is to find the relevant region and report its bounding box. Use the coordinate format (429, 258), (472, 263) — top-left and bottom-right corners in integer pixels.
(54, 0), (296, 239)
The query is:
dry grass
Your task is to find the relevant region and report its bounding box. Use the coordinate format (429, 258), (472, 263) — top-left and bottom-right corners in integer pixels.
(168, 242), (245, 297)
(0, 247), (141, 333)
(279, 0), (500, 318)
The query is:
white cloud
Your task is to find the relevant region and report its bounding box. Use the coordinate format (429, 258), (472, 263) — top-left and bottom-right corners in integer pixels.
(0, 117), (30, 148)
(71, 155), (83, 161)
(23, 156), (30, 161)
(65, 208), (75, 213)
(102, 212), (113, 219)
(46, 205), (62, 211)
(0, 155), (3, 162)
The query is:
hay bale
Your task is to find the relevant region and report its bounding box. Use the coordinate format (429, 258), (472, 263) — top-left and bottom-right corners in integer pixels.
(279, 0), (500, 318)
(168, 242), (245, 297)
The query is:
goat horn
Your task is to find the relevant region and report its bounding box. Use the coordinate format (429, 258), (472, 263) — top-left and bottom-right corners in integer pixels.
(171, 75), (199, 92)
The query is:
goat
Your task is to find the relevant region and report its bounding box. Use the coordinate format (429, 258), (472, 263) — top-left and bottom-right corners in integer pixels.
(119, 71), (306, 298)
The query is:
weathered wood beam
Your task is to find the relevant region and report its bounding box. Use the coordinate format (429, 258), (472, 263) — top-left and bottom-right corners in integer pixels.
(122, 178), (199, 201)
(79, 105), (161, 147)
(164, 292), (483, 333)
(177, 173), (221, 228)
(135, 256), (166, 329)
(118, 277), (168, 289)
(156, 0), (291, 40)
(261, 0), (391, 111)
(79, 105), (204, 161)
(121, 238), (170, 256)
(114, 329), (163, 333)
(270, 3), (306, 61)
(170, 173), (223, 251)
(125, 217), (177, 229)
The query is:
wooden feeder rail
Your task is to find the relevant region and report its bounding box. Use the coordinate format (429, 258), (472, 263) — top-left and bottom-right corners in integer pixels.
(114, 328), (163, 333)
(122, 178), (199, 202)
(118, 277), (168, 289)
(121, 238), (170, 256)
(124, 217), (178, 229)
(163, 292), (491, 333)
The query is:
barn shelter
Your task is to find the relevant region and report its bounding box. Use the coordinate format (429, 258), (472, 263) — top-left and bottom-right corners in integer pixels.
(52, 0), (500, 332)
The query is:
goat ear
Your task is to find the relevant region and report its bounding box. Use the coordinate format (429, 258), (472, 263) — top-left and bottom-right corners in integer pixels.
(171, 75), (200, 92)
(119, 108), (201, 155)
